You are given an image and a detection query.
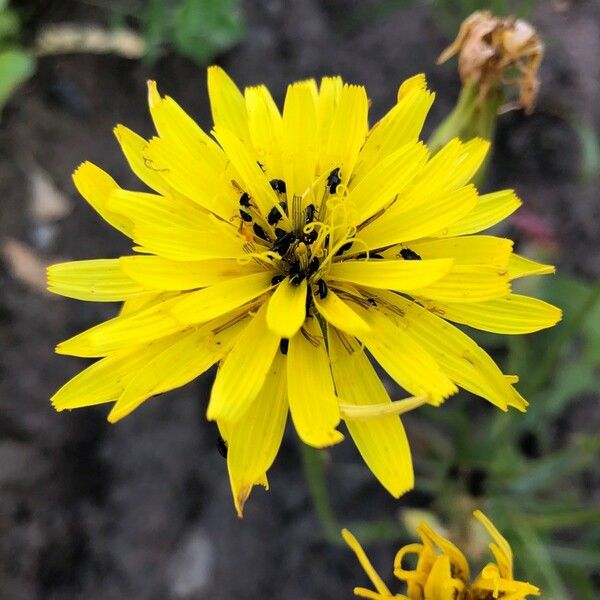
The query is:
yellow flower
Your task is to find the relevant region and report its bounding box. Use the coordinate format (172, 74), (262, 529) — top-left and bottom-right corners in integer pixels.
(343, 510), (541, 599)
(49, 67), (560, 514)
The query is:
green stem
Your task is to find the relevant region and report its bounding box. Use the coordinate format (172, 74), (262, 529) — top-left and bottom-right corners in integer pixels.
(299, 442), (341, 544)
(428, 83), (479, 152)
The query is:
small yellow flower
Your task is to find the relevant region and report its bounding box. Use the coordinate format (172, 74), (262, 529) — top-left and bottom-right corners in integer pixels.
(343, 510), (541, 599)
(49, 67), (560, 514)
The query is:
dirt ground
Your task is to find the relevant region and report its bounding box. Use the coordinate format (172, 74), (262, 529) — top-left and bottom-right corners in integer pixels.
(0, 1), (598, 598)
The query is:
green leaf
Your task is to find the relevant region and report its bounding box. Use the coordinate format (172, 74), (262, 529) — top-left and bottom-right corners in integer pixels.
(172, 0), (245, 65)
(524, 507), (600, 530)
(0, 49), (35, 111)
(142, 0), (170, 63)
(540, 362), (597, 419)
(509, 449), (590, 495)
(509, 514), (570, 600)
(0, 6), (20, 42)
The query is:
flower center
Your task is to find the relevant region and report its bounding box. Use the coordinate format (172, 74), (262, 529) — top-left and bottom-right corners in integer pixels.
(235, 167), (360, 298)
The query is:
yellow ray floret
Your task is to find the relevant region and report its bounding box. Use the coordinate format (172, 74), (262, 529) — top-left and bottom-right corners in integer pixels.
(49, 66), (560, 514)
(345, 511), (540, 599)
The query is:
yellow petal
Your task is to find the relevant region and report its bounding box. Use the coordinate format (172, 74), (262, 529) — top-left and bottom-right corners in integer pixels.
(316, 76), (343, 153)
(438, 189), (521, 237)
(397, 73), (427, 100)
(313, 287), (370, 336)
(329, 258), (453, 292)
(51, 335), (182, 410)
(349, 142), (429, 225)
(417, 522), (470, 582)
(142, 135), (237, 221)
(207, 66), (250, 144)
(282, 81), (318, 197)
(444, 137), (490, 189)
(207, 303), (280, 422)
(415, 265), (510, 303)
(131, 223), (246, 261)
(147, 81), (223, 166)
(397, 138), (465, 211)
(225, 353), (288, 517)
(330, 332), (414, 497)
(119, 291), (176, 316)
(342, 529), (393, 597)
(400, 235), (513, 267)
(171, 271), (273, 326)
(353, 85), (434, 182)
(421, 294), (562, 334)
(108, 322), (243, 423)
(320, 83), (368, 180)
(56, 295), (186, 357)
(339, 396), (427, 420)
(423, 556), (462, 599)
(473, 510), (513, 578)
(107, 188), (211, 230)
(245, 84), (285, 178)
(353, 305), (457, 405)
(213, 126), (280, 216)
(120, 255), (259, 291)
(287, 318), (343, 447)
(48, 259), (147, 301)
(266, 277), (307, 338)
(375, 291), (526, 411)
(359, 185), (479, 250)
(72, 162), (133, 237)
(113, 124), (169, 194)
(507, 253), (555, 280)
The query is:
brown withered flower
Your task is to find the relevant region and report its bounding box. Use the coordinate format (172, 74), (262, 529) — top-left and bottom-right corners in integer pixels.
(438, 10), (544, 114)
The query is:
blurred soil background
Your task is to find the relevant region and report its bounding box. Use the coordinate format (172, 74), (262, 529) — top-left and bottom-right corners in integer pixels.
(0, 0), (599, 598)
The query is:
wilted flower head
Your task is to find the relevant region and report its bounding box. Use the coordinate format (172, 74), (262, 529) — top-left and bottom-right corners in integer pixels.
(438, 10), (544, 113)
(49, 67), (560, 514)
(343, 510), (541, 599)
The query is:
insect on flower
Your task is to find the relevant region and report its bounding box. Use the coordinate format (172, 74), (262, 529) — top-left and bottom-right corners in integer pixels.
(48, 67), (561, 516)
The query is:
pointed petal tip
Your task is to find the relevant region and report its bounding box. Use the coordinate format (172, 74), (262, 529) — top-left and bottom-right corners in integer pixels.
(232, 482), (252, 518)
(107, 405), (127, 424)
(147, 80), (160, 108)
